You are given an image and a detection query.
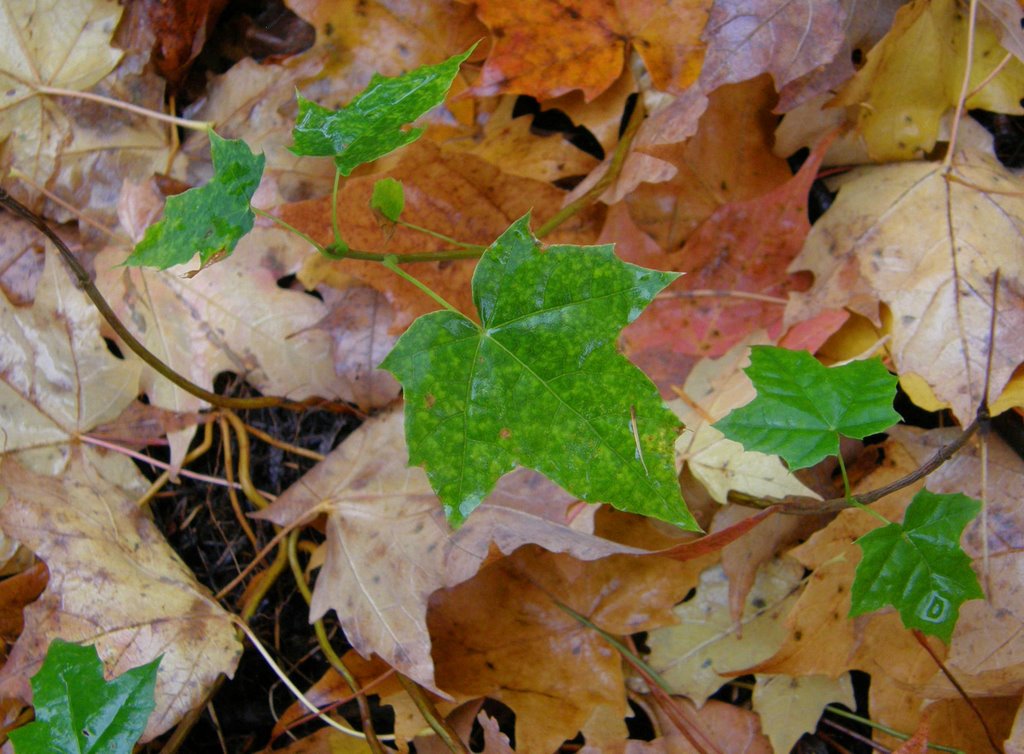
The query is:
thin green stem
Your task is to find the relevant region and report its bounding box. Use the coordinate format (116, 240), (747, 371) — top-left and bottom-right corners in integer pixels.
(382, 256), (465, 315)
(331, 168), (346, 251)
(253, 208), (326, 254)
(837, 452), (891, 526)
(396, 220), (486, 251)
(825, 705), (964, 754)
(329, 246), (482, 263)
(535, 95), (646, 239)
(397, 675), (469, 753)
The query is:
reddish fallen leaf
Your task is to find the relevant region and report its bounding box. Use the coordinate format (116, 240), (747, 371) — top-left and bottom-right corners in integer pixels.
(282, 140), (601, 331)
(648, 132), (835, 360)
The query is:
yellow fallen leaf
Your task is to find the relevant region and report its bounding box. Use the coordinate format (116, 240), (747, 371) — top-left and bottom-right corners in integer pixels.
(645, 558), (804, 705)
(832, 0), (1024, 161)
(753, 673), (855, 754)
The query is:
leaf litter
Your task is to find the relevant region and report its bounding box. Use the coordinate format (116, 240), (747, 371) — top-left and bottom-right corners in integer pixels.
(0, 0), (1023, 751)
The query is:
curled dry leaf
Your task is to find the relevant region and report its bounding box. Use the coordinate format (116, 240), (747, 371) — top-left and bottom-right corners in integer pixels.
(0, 449), (242, 742)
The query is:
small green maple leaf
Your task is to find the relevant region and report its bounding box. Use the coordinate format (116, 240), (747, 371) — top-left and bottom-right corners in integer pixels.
(714, 346), (901, 469)
(8, 639), (160, 754)
(291, 46), (474, 175)
(851, 490), (983, 641)
(371, 177), (405, 221)
(126, 131), (264, 270)
(380, 215), (697, 530)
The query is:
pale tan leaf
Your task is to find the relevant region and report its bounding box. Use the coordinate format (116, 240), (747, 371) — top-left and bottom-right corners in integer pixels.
(0, 0), (124, 204)
(94, 226), (342, 465)
(0, 449), (242, 741)
(0, 245), (140, 463)
(785, 149), (1024, 423)
(645, 559), (804, 706)
(752, 673), (855, 754)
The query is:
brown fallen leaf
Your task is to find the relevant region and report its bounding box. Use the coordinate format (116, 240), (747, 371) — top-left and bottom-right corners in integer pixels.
(785, 148), (1024, 423)
(0, 449), (242, 741)
(283, 139), (601, 330)
(428, 546), (703, 753)
(255, 408), (656, 694)
(0, 562), (47, 640)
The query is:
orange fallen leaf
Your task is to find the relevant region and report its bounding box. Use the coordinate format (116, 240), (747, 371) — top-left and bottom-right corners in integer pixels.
(283, 140), (601, 330)
(428, 546), (703, 752)
(256, 408), (657, 694)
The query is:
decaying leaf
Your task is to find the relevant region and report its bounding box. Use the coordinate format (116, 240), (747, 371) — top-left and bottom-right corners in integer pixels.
(255, 409), (657, 694)
(0, 0), (123, 203)
(94, 226), (342, 464)
(0, 450), (241, 742)
(787, 148), (1024, 423)
(0, 245), (140, 470)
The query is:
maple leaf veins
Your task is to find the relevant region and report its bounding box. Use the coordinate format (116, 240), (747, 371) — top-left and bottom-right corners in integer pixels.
(380, 216), (697, 530)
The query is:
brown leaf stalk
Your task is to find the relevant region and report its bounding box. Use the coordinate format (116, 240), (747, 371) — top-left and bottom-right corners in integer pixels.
(0, 188), (357, 414)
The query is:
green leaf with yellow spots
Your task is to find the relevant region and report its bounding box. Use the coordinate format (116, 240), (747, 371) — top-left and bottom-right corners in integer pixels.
(380, 215), (696, 530)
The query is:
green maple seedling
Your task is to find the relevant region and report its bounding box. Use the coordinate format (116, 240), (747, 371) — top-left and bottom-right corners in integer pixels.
(850, 490), (983, 642)
(8, 639), (160, 754)
(380, 215), (698, 530)
(370, 177), (405, 221)
(715, 345), (983, 640)
(714, 346), (901, 470)
(125, 131), (264, 270)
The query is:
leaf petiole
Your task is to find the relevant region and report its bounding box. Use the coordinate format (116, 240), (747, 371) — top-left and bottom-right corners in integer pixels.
(382, 256), (464, 316)
(252, 207), (327, 255)
(396, 219), (486, 251)
(331, 168), (345, 250)
(837, 452), (890, 526)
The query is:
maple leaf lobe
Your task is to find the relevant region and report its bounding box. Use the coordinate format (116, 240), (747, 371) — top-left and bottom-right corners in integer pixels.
(381, 215), (696, 530)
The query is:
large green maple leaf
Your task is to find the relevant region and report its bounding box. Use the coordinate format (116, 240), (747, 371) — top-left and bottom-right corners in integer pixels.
(380, 216), (697, 530)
